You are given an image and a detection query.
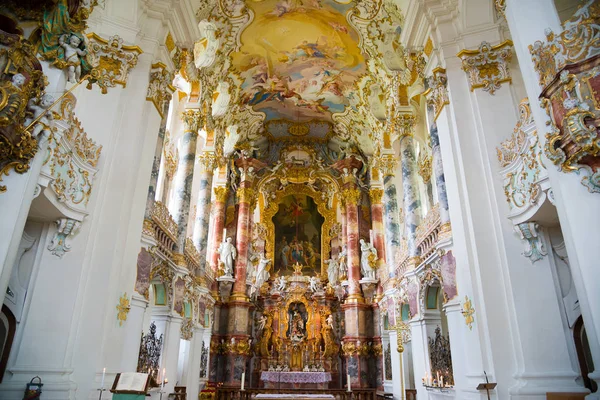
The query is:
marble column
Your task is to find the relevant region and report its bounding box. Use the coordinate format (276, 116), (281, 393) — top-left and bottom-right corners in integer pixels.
(398, 117), (422, 267)
(369, 188), (386, 264)
(192, 152), (216, 273)
(171, 109), (201, 254)
(429, 123), (450, 229)
(343, 187), (363, 300)
(144, 103), (170, 220)
(232, 183), (255, 299)
(209, 186), (228, 278)
(381, 156), (401, 277)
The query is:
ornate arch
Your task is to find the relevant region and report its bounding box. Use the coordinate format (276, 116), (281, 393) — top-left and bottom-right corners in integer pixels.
(280, 290), (316, 342)
(418, 265), (444, 313)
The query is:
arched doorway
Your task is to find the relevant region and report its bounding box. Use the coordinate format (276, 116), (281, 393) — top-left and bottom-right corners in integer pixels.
(0, 305), (16, 383)
(574, 316), (598, 393)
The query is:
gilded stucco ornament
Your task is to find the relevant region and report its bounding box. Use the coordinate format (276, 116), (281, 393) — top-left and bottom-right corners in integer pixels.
(369, 188), (384, 204)
(152, 201), (178, 243)
(181, 109), (203, 133)
(181, 318), (195, 340)
(86, 33), (143, 94)
(146, 63), (175, 118)
(417, 152), (432, 184)
(116, 293), (131, 326)
(0, 35), (47, 193)
(497, 99), (546, 211)
(514, 222), (547, 263)
(47, 217), (82, 258)
(527, 3), (600, 193)
(461, 295), (475, 330)
(424, 67), (449, 122)
(457, 40), (514, 95)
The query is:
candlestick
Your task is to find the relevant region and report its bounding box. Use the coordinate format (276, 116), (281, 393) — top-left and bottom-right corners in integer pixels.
(100, 367), (105, 389)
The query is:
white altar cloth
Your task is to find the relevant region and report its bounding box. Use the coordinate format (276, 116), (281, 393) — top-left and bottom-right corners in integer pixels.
(260, 371), (332, 384)
(256, 395), (335, 399)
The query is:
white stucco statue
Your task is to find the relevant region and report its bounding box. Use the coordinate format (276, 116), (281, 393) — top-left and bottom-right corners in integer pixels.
(212, 81), (231, 118)
(274, 275), (287, 292)
(59, 34), (87, 83)
(25, 93), (54, 139)
(360, 239), (377, 280)
(254, 254), (271, 291)
(338, 244), (348, 279)
(326, 314), (334, 330)
(194, 21), (219, 68)
(308, 276), (321, 293)
(257, 314), (268, 331)
(218, 237), (236, 277)
(223, 125), (240, 157)
(325, 257), (339, 287)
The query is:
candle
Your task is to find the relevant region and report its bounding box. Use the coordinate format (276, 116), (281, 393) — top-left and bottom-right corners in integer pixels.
(101, 367), (106, 389)
(347, 374), (351, 392)
(241, 372), (245, 391)
(223, 229), (227, 241)
(162, 368), (166, 390)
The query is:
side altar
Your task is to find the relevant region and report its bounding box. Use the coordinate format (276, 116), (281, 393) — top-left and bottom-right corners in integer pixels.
(251, 264), (341, 389)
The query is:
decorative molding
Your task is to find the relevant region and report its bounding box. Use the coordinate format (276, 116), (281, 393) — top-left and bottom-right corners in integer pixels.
(146, 62), (175, 118)
(425, 67), (449, 122)
(395, 113), (417, 138)
(198, 152), (218, 172)
(369, 188), (384, 204)
(213, 186), (229, 203)
(47, 217), (81, 258)
(236, 186), (256, 204)
(514, 222), (548, 263)
(341, 188), (362, 206)
(116, 293), (131, 326)
(495, 0), (506, 18)
(461, 295), (475, 330)
(457, 40), (514, 94)
(86, 33), (143, 94)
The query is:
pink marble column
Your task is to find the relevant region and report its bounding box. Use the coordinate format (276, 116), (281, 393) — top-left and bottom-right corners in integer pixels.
(369, 188), (386, 264)
(209, 186), (228, 279)
(343, 187), (363, 300)
(232, 183), (254, 298)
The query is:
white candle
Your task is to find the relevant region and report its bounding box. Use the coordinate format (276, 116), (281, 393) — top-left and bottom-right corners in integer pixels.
(162, 368), (166, 390)
(241, 372), (245, 391)
(101, 367), (105, 389)
(347, 374), (351, 392)
(223, 229), (227, 241)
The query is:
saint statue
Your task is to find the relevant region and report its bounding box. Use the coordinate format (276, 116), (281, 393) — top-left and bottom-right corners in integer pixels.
(218, 237), (236, 277)
(338, 244), (348, 279)
(288, 303), (307, 342)
(254, 254), (271, 292)
(360, 239), (377, 280)
(325, 256), (339, 287)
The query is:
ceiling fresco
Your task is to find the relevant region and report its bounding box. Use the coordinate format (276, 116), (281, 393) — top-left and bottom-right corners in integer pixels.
(232, 0), (367, 125)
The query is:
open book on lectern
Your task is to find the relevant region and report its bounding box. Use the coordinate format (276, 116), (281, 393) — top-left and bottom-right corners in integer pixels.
(111, 372), (150, 394)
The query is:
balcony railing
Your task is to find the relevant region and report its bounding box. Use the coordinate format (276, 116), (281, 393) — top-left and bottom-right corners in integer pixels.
(185, 237), (201, 271)
(150, 201), (177, 258)
(415, 204), (441, 261)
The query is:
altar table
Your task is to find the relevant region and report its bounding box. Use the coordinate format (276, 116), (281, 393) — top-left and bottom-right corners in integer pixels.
(255, 394), (335, 400)
(260, 372), (332, 389)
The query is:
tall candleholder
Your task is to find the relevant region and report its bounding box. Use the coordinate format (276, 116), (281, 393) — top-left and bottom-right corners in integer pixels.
(96, 388), (106, 400)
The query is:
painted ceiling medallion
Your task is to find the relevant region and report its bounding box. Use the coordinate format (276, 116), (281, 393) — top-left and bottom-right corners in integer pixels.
(232, 0), (367, 124)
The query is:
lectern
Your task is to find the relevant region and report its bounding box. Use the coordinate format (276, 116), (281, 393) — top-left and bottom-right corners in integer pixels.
(110, 372), (150, 400)
(476, 371), (497, 400)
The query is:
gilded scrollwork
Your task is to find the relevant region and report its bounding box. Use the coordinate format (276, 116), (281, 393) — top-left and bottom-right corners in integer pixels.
(86, 33), (143, 94)
(146, 62), (175, 118)
(0, 35), (47, 193)
(424, 67), (449, 122)
(457, 40), (513, 95)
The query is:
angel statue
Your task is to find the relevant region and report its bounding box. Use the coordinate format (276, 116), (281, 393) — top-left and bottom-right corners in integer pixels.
(308, 276), (322, 293)
(250, 255), (271, 298)
(274, 275), (287, 292)
(211, 81), (231, 118)
(218, 237), (236, 277)
(25, 93), (55, 140)
(360, 239), (377, 280)
(257, 314), (268, 332)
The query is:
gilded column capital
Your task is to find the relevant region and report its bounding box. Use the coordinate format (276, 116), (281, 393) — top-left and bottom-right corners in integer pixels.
(369, 188), (384, 204)
(236, 187), (257, 205)
(181, 109), (203, 133)
(457, 40), (513, 95)
(396, 113), (417, 138)
(198, 152), (217, 172)
(342, 188), (362, 206)
(379, 155), (398, 177)
(425, 67), (449, 122)
(213, 186), (229, 203)
(146, 62), (175, 118)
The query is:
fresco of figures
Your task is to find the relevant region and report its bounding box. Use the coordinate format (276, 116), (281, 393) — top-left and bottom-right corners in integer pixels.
(232, 0), (366, 122)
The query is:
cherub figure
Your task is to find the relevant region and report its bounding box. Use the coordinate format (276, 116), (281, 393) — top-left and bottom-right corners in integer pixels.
(257, 314), (268, 332)
(25, 93), (55, 139)
(274, 275), (287, 292)
(59, 34), (87, 83)
(308, 276), (321, 293)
